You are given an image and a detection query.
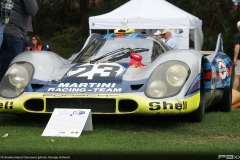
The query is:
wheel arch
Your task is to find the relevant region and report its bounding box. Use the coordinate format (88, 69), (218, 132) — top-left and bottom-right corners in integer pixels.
(202, 56), (211, 92)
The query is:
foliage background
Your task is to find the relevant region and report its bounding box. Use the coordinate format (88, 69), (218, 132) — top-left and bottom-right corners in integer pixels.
(34, 0), (240, 58)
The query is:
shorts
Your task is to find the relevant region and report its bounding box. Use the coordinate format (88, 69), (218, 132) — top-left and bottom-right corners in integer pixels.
(235, 60), (240, 75)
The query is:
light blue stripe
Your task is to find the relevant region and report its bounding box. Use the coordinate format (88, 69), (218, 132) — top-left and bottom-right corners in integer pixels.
(127, 33), (138, 38)
(104, 33), (114, 38)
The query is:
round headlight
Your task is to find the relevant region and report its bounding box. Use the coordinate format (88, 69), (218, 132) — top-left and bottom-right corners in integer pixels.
(9, 66), (28, 86)
(166, 65), (188, 87)
(0, 62), (34, 98)
(148, 80), (166, 98)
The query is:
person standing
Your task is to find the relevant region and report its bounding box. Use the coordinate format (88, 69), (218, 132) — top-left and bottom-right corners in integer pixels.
(22, 19), (34, 52)
(153, 30), (165, 42)
(161, 29), (178, 50)
(0, 0), (38, 81)
(232, 0), (240, 11)
(233, 0), (240, 6)
(233, 21), (240, 90)
(0, 0), (14, 47)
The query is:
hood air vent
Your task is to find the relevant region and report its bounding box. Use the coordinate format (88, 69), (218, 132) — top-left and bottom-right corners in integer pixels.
(130, 84), (144, 91)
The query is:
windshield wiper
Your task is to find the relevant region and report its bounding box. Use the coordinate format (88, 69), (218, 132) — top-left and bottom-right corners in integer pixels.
(90, 48), (130, 64)
(90, 48), (149, 64)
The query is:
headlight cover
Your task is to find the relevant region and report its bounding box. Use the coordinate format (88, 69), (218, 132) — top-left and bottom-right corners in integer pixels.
(0, 62), (34, 98)
(148, 80), (166, 98)
(166, 64), (188, 87)
(146, 61), (190, 98)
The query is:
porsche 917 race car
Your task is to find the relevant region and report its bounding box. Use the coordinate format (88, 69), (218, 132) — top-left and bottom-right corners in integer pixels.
(0, 31), (232, 122)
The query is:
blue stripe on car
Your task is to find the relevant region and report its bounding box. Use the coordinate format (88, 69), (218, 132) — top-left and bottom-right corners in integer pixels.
(185, 74), (200, 96)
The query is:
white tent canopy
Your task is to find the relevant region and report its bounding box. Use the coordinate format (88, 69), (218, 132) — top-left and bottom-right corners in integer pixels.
(89, 0), (203, 51)
(89, 0), (202, 30)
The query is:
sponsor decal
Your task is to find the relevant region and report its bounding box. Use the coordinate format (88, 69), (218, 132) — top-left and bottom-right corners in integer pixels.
(92, 23), (95, 27)
(0, 101), (13, 109)
(149, 101), (187, 110)
(216, 58), (228, 84)
(174, 29), (184, 34)
(67, 63), (125, 80)
(47, 83), (122, 93)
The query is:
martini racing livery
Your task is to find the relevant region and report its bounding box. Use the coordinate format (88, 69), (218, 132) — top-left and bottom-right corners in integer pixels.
(0, 31), (232, 122)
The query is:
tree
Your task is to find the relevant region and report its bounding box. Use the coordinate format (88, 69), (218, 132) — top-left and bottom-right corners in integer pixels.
(34, 0), (240, 57)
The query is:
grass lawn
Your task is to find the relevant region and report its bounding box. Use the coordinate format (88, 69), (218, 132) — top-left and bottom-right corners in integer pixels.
(0, 109), (240, 160)
(2, 40), (238, 159)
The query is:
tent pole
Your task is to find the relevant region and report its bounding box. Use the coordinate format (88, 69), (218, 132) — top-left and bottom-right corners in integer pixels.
(89, 29), (92, 35)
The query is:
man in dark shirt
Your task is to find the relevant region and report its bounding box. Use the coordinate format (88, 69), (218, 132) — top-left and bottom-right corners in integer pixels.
(233, 21), (240, 89)
(0, 0), (38, 81)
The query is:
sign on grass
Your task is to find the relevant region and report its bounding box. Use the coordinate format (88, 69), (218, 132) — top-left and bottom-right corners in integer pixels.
(41, 108), (93, 137)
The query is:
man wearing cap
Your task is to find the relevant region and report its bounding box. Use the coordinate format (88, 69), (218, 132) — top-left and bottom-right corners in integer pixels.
(161, 29), (178, 50)
(233, 21), (240, 89)
(153, 30), (165, 42)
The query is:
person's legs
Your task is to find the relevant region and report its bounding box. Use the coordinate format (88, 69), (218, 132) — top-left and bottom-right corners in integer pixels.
(233, 60), (240, 90)
(0, 34), (23, 81)
(233, 75), (240, 89)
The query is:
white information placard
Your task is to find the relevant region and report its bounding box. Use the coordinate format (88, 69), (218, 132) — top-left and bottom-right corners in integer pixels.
(41, 108), (93, 137)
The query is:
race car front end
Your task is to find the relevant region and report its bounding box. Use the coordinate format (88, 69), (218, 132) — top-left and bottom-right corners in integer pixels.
(0, 60), (201, 115)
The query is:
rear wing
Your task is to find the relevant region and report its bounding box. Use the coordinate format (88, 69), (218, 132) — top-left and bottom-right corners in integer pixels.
(200, 33), (224, 59)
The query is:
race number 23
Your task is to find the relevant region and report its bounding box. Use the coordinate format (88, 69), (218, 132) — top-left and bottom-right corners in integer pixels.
(67, 64), (125, 80)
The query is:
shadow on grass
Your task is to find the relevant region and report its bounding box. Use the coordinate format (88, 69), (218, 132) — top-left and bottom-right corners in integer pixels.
(0, 109), (225, 131)
(0, 112), (188, 127)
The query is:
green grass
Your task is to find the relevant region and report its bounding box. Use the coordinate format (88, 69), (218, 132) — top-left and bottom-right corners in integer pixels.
(0, 110), (240, 159)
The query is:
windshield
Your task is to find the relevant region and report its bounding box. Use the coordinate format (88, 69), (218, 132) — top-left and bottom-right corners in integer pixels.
(72, 38), (154, 64)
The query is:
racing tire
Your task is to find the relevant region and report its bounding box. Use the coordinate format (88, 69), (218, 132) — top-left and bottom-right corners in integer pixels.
(187, 68), (205, 123)
(215, 86), (232, 112)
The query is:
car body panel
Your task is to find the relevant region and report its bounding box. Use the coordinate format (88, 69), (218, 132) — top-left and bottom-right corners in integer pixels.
(0, 92), (200, 115)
